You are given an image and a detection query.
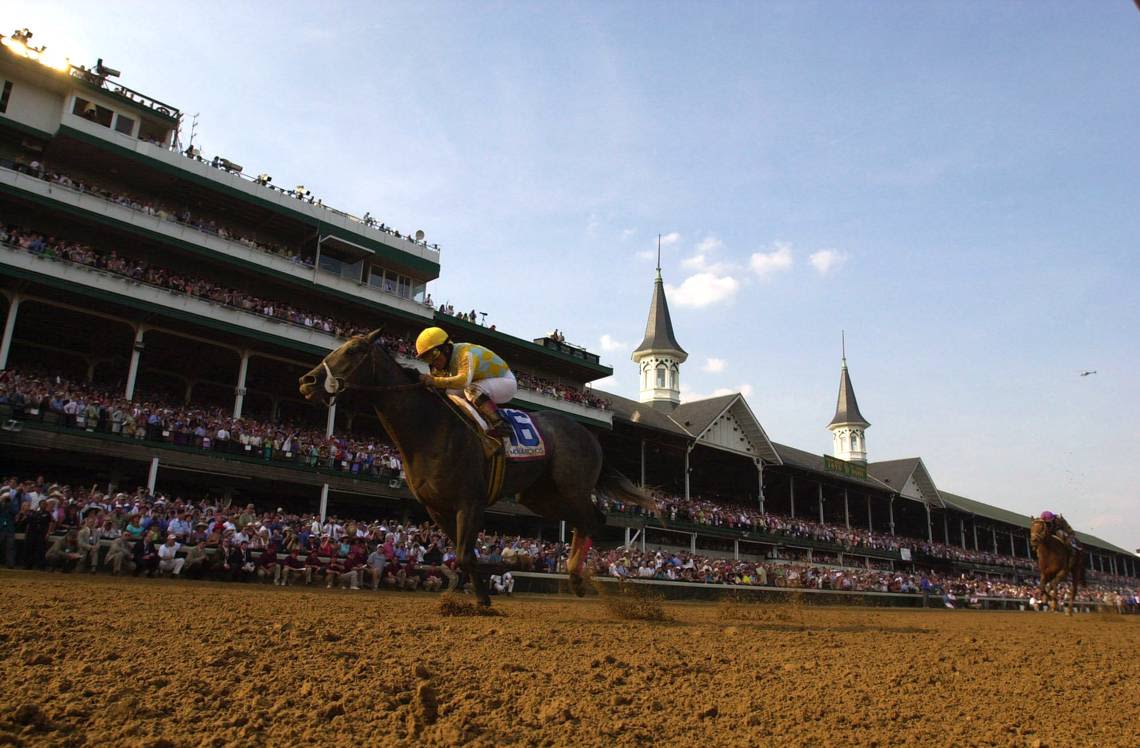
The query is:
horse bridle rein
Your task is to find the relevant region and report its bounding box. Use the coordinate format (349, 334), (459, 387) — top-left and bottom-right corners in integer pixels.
(320, 343), (424, 404)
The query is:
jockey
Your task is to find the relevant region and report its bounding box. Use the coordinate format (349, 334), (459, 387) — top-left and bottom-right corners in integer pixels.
(415, 326), (516, 437)
(1040, 511), (1079, 551)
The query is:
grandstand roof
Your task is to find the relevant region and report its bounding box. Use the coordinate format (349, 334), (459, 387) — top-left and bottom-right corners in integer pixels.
(632, 268), (686, 360)
(671, 394), (736, 436)
(828, 357), (869, 427)
(939, 491), (1133, 555)
(772, 442), (891, 492)
(868, 457), (944, 508)
(674, 394), (782, 464)
(604, 391), (690, 436)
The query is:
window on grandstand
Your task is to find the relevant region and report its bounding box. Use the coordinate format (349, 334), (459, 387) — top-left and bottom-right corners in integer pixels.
(0, 81), (11, 113)
(368, 266), (415, 299)
(318, 253), (364, 282)
(72, 96), (114, 127)
(113, 113), (135, 136)
(138, 119), (168, 145)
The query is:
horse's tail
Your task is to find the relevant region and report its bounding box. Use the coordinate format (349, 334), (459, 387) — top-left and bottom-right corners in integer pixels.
(597, 464), (663, 522)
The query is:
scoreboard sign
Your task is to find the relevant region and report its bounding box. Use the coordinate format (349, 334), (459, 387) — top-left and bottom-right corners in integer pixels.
(823, 454), (868, 480)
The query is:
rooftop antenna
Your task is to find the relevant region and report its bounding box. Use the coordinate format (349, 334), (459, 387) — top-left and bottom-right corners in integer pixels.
(841, 330), (847, 365)
(188, 112), (199, 150)
(656, 234), (662, 279)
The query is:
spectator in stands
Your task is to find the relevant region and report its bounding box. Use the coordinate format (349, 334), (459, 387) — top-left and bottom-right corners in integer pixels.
(157, 534), (185, 577)
(0, 492), (17, 568)
(76, 514), (101, 572)
(491, 571), (514, 596)
(257, 543), (282, 585)
(281, 547), (307, 586)
(182, 539), (209, 579)
(104, 531), (136, 575)
(46, 529), (83, 572)
(22, 499), (53, 570)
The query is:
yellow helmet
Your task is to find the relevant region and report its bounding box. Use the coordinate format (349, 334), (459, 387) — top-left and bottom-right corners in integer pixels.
(415, 327), (450, 358)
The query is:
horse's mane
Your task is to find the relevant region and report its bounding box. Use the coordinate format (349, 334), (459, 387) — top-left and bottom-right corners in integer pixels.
(399, 365), (420, 381)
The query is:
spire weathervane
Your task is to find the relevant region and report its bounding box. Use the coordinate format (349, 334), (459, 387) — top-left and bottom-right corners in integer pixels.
(656, 234), (662, 279)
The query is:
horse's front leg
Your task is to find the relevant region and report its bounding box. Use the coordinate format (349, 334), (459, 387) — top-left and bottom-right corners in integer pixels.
(455, 502), (491, 606)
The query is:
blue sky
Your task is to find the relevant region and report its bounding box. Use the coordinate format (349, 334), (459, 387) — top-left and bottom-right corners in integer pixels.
(9, 2), (1139, 552)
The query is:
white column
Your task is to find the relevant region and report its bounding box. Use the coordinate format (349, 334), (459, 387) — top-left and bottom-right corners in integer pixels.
(843, 488), (850, 529)
(756, 460), (765, 513)
(683, 445), (692, 501)
(233, 350), (250, 419)
(0, 294), (20, 370)
(624, 527), (631, 548)
(866, 494), (872, 532)
(640, 439), (646, 487)
(146, 456), (159, 494)
(319, 483), (329, 523)
(925, 503), (933, 543)
(559, 520), (566, 543)
(125, 327), (145, 400)
(972, 519), (979, 551)
(790, 475), (796, 517)
(325, 402), (337, 437)
(888, 496), (896, 535)
(733, 539), (739, 560)
(690, 532), (696, 554)
(817, 484), (824, 524)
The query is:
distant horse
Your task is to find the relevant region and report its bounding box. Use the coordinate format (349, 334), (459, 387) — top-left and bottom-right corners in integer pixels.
(299, 329), (657, 606)
(1029, 517), (1084, 615)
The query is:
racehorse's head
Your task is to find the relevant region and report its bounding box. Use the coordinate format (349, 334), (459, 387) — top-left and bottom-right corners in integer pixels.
(1028, 517), (1046, 552)
(299, 329), (383, 405)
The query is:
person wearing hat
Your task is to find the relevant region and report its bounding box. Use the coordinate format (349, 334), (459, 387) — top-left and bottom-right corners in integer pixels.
(413, 326), (516, 438)
(46, 529), (83, 572)
(157, 534), (185, 577)
(1039, 511), (1079, 551)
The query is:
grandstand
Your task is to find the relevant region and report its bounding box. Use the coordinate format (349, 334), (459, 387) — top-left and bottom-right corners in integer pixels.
(0, 28), (1136, 598)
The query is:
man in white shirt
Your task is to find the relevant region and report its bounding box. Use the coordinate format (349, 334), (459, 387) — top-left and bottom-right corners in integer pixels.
(157, 535), (185, 577)
(490, 571), (514, 595)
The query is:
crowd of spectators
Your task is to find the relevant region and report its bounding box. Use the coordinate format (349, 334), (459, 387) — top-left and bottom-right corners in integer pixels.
(0, 370), (405, 481)
(603, 491), (1038, 571)
(1, 218), (611, 410)
(5, 158), (312, 268)
(0, 473), (1135, 608)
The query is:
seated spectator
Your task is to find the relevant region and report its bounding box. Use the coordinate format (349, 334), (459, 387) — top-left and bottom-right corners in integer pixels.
(257, 544), (282, 585)
(46, 529), (83, 572)
(104, 531), (136, 575)
(157, 534), (185, 577)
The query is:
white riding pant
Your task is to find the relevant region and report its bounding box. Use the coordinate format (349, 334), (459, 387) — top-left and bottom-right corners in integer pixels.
(455, 372), (517, 405)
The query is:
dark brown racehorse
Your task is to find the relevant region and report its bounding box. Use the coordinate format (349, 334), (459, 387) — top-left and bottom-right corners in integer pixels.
(1029, 517), (1085, 615)
(299, 330), (657, 606)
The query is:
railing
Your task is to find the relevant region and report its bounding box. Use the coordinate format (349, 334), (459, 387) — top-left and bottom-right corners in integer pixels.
(69, 66), (181, 120)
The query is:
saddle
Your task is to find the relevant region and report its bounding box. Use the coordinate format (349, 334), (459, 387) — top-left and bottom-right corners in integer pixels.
(441, 394), (547, 504)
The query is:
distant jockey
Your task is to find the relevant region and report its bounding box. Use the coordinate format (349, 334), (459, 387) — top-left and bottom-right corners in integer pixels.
(415, 326), (516, 438)
(1040, 511), (1079, 552)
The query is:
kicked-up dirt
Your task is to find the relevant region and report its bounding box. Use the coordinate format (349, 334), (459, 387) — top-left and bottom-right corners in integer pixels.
(0, 571), (1137, 747)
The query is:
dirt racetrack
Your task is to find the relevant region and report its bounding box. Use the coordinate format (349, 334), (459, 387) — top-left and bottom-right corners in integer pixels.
(0, 572), (1137, 747)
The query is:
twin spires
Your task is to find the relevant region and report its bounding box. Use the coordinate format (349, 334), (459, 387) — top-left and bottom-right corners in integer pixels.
(632, 236), (687, 411)
(828, 331), (870, 463)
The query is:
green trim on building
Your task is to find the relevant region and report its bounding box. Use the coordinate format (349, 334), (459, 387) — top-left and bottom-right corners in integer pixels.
(0, 114), (55, 141)
(0, 261), (330, 357)
(56, 125), (440, 278)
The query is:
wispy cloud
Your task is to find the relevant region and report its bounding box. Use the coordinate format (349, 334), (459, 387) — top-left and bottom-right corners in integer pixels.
(810, 249), (847, 274)
(680, 382), (753, 402)
(621, 227), (636, 239)
(666, 273), (740, 307)
(599, 334), (627, 352)
(660, 232), (681, 246)
(750, 243), (794, 278)
(702, 357), (726, 373)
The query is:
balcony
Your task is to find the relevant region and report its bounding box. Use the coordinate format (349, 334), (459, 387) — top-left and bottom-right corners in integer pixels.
(0, 165), (435, 320)
(56, 112), (441, 273)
